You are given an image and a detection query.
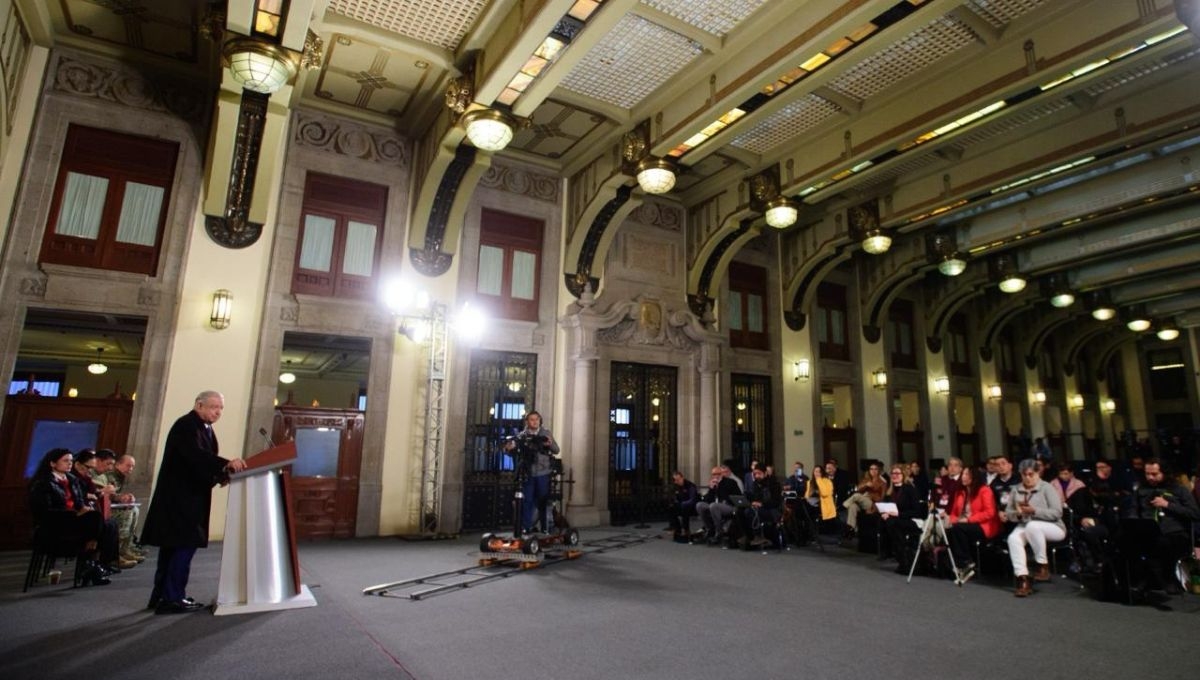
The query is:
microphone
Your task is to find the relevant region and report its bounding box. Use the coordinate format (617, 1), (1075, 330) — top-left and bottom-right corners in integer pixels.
(258, 427), (274, 449)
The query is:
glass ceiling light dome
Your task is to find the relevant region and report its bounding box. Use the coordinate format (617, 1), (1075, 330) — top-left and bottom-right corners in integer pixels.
(861, 229), (892, 255)
(1156, 324), (1180, 341)
(635, 157), (676, 194)
(764, 196), (798, 229)
(1126, 317), (1151, 332)
(461, 108), (517, 152)
(87, 347), (108, 375)
(224, 38), (296, 94)
(938, 253), (967, 276)
(998, 274), (1027, 293)
(1050, 292), (1075, 308)
(1092, 306), (1116, 321)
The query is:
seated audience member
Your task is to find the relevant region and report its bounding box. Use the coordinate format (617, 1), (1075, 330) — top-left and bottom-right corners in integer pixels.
(880, 463), (925, 569)
(806, 465), (838, 527)
(73, 449), (125, 570)
(842, 461), (885, 538)
(733, 466), (783, 551)
(944, 466), (1002, 584)
(825, 459), (852, 507)
(27, 448), (111, 586)
(785, 461), (808, 494)
(908, 460), (930, 501)
(1123, 459), (1200, 595)
(667, 471), (699, 543)
(932, 457), (964, 517)
(1072, 459), (1128, 574)
(1050, 463), (1086, 506)
(743, 461), (759, 493)
(1005, 459), (1065, 597)
(110, 453), (146, 563)
(695, 465), (742, 545)
(984, 456), (999, 485)
(988, 455), (1020, 515)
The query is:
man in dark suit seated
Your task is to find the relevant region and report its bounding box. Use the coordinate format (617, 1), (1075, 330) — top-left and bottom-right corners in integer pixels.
(666, 470), (699, 543)
(731, 466), (783, 551)
(1120, 459), (1200, 597)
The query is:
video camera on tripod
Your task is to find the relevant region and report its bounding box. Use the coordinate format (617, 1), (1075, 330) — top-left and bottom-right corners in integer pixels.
(507, 431), (561, 474)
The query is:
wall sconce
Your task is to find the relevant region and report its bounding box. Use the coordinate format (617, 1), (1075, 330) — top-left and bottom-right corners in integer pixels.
(987, 384), (1002, 400)
(1102, 398), (1116, 414)
(793, 359), (810, 382)
(1033, 390), (1047, 404)
(67, 387), (79, 398)
(1070, 394), (1084, 410)
(871, 368), (888, 390)
(210, 289), (232, 329)
(934, 376), (950, 395)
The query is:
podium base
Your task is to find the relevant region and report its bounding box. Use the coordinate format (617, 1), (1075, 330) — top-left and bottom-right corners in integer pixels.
(213, 584), (318, 616)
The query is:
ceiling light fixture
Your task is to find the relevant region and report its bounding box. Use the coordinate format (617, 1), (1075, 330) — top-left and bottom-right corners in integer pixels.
(279, 360), (296, 385)
(764, 196), (798, 229)
(998, 273), (1027, 293)
(1050, 291), (1075, 308)
(861, 228), (892, 255)
(1092, 306), (1116, 321)
(87, 348), (108, 375)
(635, 157), (676, 194)
(224, 37), (297, 94)
(462, 108), (517, 152)
(938, 253), (967, 276)
(1127, 317), (1151, 332)
(1156, 323), (1180, 341)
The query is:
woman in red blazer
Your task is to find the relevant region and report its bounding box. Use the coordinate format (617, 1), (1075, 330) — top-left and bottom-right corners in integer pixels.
(944, 465), (1001, 583)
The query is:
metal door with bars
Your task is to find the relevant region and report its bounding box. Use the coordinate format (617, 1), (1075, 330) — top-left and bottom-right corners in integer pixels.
(460, 350), (537, 531)
(608, 362), (676, 525)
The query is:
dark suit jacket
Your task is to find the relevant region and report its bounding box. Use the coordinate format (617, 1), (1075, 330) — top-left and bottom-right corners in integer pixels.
(141, 410), (231, 548)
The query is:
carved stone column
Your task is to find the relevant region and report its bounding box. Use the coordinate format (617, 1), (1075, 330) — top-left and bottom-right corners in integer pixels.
(560, 288), (603, 525)
(697, 340), (721, 471)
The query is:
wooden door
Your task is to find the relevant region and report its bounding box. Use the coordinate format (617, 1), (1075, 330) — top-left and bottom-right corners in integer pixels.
(0, 396), (133, 548)
(272, 407), (363, 540)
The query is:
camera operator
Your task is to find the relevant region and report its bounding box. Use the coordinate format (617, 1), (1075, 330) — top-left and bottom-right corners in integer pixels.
(504, 411), (559, 534)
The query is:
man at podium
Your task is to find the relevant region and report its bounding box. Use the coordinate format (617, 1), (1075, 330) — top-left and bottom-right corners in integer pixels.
(141, 390), (246, 614)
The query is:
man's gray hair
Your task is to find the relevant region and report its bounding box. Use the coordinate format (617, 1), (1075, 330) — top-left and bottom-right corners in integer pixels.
(195, 390), (223, 404)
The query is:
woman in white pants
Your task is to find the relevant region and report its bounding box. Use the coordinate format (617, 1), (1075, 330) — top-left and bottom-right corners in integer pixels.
(1005, 458), (1064, 597)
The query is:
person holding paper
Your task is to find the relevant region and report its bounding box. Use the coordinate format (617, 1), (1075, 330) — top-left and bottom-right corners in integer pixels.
(142, 391), (247, 614)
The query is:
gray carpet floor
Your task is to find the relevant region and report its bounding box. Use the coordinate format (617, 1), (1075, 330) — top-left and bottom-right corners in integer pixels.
(1, 529), (1197, 680)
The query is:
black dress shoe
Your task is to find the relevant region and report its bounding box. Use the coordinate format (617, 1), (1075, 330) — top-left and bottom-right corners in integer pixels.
(148, 595), (195, 609)
(155, 600), (205, 615)
(78, 565), (111, 587)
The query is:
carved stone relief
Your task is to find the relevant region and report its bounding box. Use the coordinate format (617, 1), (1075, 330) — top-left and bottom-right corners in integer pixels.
(628, 201), (681, 231)
(51, 55), (207, 123)
(479, 162), (558, 204)
(292, 110), (409, 166)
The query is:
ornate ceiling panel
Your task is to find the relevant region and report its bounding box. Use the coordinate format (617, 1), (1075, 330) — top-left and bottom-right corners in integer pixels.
(507, 98), (610, 159)
(729, 95), (842, 155)
(560, 13), (703, 109)
(326, 0), (487, 51)
(311, 32), (436, 119)
(963, 0), (1052, 29)
(827, 15), (978, 102)
(58, 0), (199, 62)
(640, 0), (768, 37)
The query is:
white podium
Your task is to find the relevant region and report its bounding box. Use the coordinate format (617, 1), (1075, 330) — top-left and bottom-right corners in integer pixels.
(214, 442), (317, 615)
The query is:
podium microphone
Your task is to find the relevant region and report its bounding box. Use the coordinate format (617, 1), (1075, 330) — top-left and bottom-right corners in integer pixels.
(258, 427), (274, 449)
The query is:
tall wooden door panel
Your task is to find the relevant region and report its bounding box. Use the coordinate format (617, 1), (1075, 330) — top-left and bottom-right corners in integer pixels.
(272, 407), (363, 541)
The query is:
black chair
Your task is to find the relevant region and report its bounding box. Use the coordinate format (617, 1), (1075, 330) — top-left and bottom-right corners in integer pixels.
(23, 525), (86, 592)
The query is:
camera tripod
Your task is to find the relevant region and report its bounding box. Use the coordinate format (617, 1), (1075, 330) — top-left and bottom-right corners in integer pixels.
(906, 509), (968, 585)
